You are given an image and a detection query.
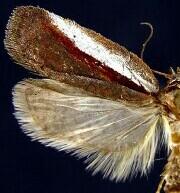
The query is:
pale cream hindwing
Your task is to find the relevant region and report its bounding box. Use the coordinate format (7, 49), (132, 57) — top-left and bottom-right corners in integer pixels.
(13, 79), (166, 181)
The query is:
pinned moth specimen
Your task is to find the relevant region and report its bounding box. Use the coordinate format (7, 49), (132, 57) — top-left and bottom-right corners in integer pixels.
(4, 6), (180, 193)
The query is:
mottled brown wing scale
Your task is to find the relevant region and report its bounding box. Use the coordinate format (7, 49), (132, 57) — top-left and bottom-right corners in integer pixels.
(5, 7), (121, 79)
(5, 6), (158, 94)
(5, 7), (154, 104)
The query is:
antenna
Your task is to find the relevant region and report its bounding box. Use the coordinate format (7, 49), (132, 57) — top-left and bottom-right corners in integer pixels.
(140, 22), (154, 60)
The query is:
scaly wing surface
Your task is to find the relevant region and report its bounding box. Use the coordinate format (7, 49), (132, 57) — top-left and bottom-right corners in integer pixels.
(4, 6), (159, 93)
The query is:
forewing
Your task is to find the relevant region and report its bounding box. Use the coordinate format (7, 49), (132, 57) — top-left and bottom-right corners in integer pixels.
(5, 6), (159, 93)
(13, 78), (164, 181)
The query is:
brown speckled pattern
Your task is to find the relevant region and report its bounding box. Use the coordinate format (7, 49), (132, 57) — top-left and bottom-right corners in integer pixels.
(4, 6), (158, 94)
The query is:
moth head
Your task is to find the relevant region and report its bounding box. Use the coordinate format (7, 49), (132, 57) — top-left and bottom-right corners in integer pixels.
(167, 67), (180, 88)
(161, 67), (180, 119)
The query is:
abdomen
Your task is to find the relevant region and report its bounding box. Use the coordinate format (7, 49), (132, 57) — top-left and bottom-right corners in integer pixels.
(164, 121), (180, 193)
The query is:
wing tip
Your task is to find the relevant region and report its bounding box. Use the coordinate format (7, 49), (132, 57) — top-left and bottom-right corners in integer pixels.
(4, 6), (47, 67)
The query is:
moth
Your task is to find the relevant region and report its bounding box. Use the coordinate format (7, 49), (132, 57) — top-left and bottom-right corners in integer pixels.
(4, 6), (180, 193)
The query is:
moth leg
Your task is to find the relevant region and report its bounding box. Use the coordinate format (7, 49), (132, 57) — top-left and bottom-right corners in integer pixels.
(155, 176), (165, 193)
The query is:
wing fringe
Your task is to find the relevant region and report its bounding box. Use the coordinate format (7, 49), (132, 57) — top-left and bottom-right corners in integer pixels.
(13, 79), (169, 181)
